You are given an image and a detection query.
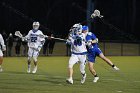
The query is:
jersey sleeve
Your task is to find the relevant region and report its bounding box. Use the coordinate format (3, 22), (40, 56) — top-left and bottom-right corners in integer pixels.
(0, 34), (6, 51)
(25, 30), (31, 39)
(0, 34), (5, 47)
(86, 32), (97, 41)
(91, 32), (97, 40)
(38, 31), (45, 42)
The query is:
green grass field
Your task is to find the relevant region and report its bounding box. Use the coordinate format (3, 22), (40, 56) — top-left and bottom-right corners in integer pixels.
(0, 56), (140, 93)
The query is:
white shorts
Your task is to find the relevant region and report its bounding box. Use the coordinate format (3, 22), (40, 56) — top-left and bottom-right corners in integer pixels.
(69, 54), (86, 68)
(28, 47), (39, 57)
(0, 50), (3, 56)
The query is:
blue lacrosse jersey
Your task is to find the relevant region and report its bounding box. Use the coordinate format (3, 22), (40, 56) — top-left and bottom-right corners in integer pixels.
(86, 32), (102, 62)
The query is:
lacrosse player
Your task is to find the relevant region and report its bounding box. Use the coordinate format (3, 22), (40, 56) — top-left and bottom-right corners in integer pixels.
(66, 24), (87, 84)
(82, 25), (119, 83)
(24, 22), (45, 73)
(0, 33), (6, 72)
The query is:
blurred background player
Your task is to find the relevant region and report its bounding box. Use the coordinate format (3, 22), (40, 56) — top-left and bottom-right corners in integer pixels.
(48, 33), (55, 55)
(7, 33), (14, 56)
(66, 24), (87, 84)
(22, 33), (27, 56)
(0, 33), (6, 72)
(82, 25), (119, 83)
(24, 22), (45, 73)
(15, 36), (22, 56)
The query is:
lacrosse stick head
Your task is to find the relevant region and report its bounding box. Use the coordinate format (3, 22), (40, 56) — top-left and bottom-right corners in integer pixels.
(94, 9), (100, 17)
(15, 31), (23, 38)
(91, 9), (102, 18)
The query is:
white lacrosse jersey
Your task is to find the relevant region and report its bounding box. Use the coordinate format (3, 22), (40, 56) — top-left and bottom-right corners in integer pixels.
(69, 33), (87, 55)
(0, 34), (5, 50)
(25, 30), (45, 51)
(0, 34), (6, 56)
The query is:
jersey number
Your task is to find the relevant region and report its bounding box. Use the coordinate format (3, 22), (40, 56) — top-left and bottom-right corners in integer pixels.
(31, 37), (37, 42)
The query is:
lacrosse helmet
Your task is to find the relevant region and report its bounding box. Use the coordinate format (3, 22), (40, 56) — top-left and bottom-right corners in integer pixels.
(82, 25), (89, 35)
(82, 25), (89, 31)
(72, 23), (82, 35)
(33, 21), (40, 30)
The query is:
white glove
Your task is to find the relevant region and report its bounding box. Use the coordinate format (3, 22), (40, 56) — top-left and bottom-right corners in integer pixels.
(22, 37), (27, 41)
(86, 40), (94, 49)
(66, 39), (72, 45)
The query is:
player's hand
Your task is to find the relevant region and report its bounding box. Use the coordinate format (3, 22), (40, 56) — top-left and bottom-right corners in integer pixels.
(66, 39), (71, 45)
(2, 45), (6, 51)
(22, 37), (27, 41)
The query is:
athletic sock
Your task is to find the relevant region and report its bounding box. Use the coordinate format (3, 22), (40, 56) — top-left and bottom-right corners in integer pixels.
(28, 65), (31, 69)
(69, 77), (73, 80)
(94, 74), (98, 77)
(112, 64), (115, 67)
(81, 73), (86, 77)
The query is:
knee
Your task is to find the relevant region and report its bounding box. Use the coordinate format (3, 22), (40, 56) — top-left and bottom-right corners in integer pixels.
(88, 66), (93, 71)
(33, 56), (37, 62)
(68, 64), (74, 69)
(80, 64), (85, 74)
(28, 57), (31, 62)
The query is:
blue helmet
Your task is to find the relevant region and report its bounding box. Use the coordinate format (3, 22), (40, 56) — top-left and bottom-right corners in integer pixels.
(82, 25), (88, 31)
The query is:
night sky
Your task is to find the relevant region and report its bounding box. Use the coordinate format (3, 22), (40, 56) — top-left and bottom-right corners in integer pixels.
(0, 0), (140, 41)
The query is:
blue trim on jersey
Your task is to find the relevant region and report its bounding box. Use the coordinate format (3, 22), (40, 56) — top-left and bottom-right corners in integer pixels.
(72, 52), (87, 55)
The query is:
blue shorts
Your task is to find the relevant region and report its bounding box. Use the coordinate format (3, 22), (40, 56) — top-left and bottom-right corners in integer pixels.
(87, 47), (102, 63)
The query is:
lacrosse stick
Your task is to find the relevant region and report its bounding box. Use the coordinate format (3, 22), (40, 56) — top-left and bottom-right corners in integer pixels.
(15, 31), (28, 41)
(80, 9), (103, 24)
(39, 34), (66, 41)
(15, 31), (23, 38)
(91, 9), (103, 19)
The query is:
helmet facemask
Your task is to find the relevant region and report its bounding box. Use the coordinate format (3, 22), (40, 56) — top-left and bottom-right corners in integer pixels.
(33, 22), (40, 30)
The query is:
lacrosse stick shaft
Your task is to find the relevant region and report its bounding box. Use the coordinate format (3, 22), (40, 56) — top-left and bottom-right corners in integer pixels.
(44, 35), (66, 41)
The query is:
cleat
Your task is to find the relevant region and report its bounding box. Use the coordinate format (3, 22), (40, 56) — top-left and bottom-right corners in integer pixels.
(66, 78), (73, 84)
(81, 73), (86, 84)
(113, 66), (120, 71)
(32, 66), (37, 74)
(27, 68), (31, 73)
(0, 68), (3, 72)
(93, 77), (99, 83)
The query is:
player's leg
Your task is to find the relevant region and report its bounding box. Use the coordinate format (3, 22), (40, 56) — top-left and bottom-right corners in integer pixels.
(87, 53), (99, 82)
(27, 48), (32, 73)
(32, 51), (39, 74)
(79, 55), (87, 84)
(0, 57), (3, 72)
(32, 56), (38, 73)
(0, 50), (4, 72)
(66, 54), (78, 84)
(88, 62), (99, 82)
(98, 52), (119, 70)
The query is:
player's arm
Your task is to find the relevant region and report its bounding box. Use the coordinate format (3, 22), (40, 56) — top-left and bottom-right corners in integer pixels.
(24, 30), (32, 41)
(91, 38), (98, 43)
(90, 33), (98, 43)
(35, 31), (45, 51)
(0, 34), (6, 51)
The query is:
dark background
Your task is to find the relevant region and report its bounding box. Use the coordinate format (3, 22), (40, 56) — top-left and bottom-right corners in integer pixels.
(0, 0), (139, 41)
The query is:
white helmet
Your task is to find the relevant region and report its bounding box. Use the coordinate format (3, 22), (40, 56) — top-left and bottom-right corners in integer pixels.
(33, 22), (40, 30)
(72, 23), (82, 34)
